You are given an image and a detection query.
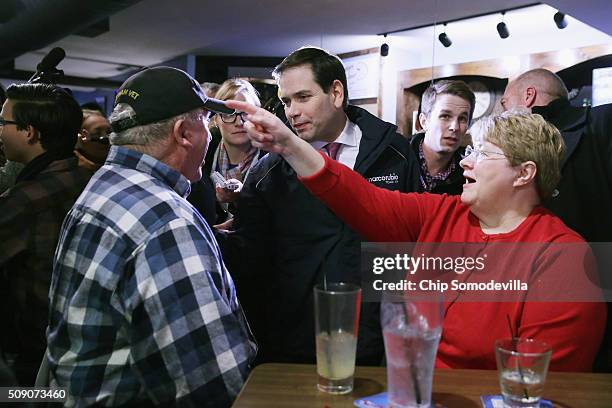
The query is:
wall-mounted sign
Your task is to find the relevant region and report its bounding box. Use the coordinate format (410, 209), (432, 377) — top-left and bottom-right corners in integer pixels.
(342, 53), (380, 100)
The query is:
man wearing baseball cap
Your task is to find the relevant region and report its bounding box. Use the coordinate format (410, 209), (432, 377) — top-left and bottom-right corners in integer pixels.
(46, 67), (256, 407)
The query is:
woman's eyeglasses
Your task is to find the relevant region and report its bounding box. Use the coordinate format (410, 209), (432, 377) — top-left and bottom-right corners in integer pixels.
(219, 111), (249, 124)
(462, 145), (510, 163)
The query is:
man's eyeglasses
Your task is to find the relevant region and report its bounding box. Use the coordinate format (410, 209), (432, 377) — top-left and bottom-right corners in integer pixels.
(0, 118), (19, 128)
(462, 145), (509, 163)
(219, 111), (249, 124)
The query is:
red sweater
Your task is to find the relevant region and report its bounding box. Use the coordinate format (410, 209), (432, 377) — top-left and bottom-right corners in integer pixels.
(300, 155), (606, 371)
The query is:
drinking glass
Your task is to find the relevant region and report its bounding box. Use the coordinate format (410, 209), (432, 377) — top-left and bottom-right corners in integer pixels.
(314, 282), (361, 394)
(495, 338), (552, 408)
(381, 293), (443, 408)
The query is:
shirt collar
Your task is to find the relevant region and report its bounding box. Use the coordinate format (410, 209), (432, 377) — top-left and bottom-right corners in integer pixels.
(417, 139), (456, 191)
(311, 115), (358, 149)
(106, 145), (191, 197)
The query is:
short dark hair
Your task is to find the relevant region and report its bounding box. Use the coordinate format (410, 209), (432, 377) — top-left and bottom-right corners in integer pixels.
(80, 101), (106, 116)
(273, 47), (349, 109)
(6, 83), (82, 157)
(421, 80), (476, 122)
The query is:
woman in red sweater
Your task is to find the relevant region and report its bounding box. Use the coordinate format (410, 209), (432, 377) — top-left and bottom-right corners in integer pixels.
(228, 100), (605, 372)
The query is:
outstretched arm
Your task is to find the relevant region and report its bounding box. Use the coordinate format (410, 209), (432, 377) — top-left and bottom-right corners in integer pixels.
(225, 100), (430, 243)
(225, 100), (324, 177)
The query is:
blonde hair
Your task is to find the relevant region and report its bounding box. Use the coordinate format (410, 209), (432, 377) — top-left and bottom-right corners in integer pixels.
(471, 110), (565, 200)
(214, 78), (261, 106)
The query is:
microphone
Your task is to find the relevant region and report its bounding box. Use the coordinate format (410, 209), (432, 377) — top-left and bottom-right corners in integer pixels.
(28, 47), (66, 83)
(37, 47), (66, 71)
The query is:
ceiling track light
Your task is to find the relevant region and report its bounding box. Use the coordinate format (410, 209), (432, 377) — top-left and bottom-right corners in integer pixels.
(438, 23), (452, 48)
(380, 34), (389, 57)
(497, 12), (510, 39)
(554, 11), (568, 29)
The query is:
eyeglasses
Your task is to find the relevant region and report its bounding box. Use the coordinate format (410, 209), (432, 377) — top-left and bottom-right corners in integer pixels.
(462, 145), (509, 163)
(219, 111), (249, 124)
(79, 128), (111, 144)
(0, 118), (19, 128)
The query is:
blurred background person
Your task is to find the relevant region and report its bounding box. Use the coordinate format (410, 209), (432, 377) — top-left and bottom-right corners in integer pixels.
(74, 107), (111, 171)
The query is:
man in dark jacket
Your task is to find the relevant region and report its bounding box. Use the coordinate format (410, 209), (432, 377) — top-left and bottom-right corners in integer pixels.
(503, 68), (612, 243)
(502, 68), (612, 371)
(0, 83), (91, 385)
(219, 47), (421, 365)
(410, 80), (474, 195)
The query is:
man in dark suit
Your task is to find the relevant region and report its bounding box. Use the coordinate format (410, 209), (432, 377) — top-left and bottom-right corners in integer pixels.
(502, 68), (612, 371)
(219, 47), (424, 365)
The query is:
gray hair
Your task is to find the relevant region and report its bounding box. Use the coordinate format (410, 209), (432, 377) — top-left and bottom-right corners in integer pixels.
(109, 104), (202, 146)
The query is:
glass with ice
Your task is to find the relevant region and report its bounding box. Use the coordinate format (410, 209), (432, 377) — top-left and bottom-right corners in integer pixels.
(314, 282), (361, 394)
(495, 338), (552, 408)
(381, 293), (443, 408)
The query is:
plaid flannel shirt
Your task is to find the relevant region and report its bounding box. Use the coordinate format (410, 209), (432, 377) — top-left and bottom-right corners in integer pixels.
(417, 138), (456, 192)
(48, 146), (256, 407)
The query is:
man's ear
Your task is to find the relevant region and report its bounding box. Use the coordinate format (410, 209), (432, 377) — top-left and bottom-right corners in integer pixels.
(25, 125), (40, 145)
(172, 118), (193, 148)
(525, 86), (537, 108)
(330, 79), (345, 109)
(418, 112), (428, 131)
(514, 161), (537, 187)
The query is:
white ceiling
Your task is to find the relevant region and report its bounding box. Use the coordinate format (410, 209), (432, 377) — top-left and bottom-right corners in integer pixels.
(11, 0), (612, 80)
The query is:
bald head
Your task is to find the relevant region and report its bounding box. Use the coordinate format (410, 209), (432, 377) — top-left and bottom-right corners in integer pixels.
(501, 68), (569, 111)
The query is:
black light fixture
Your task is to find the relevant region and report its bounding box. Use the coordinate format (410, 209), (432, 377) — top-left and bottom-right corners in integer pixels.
(378, 4), (554, 51)
(438, 24), (452, 47)
(380, 34), (389, 57)
(554, 11), (568, 29)
(496, 12), (509, 39)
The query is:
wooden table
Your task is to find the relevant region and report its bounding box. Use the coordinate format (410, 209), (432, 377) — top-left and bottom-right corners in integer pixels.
(233, 363), (612, 407)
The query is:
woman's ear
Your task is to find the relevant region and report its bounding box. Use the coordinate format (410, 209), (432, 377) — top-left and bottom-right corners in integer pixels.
(514, 161), (537, 187)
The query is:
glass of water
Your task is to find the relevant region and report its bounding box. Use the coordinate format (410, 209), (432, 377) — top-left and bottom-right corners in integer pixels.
(495, 338), (552, 408)
(381, 292), (443, 408)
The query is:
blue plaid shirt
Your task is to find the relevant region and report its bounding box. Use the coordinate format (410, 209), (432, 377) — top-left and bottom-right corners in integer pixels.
(48, 146), (256, 407)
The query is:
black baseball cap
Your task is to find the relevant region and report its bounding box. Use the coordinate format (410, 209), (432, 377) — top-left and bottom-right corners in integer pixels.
(110, 66), (234, 132)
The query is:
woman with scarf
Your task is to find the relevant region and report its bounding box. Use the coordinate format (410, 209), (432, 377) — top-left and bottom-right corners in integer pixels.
(195, 78), (263, 226)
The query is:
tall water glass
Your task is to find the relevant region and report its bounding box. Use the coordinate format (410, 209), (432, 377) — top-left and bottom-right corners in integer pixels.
(381, 293), (443, 408)
(314, 282), (362, 394)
